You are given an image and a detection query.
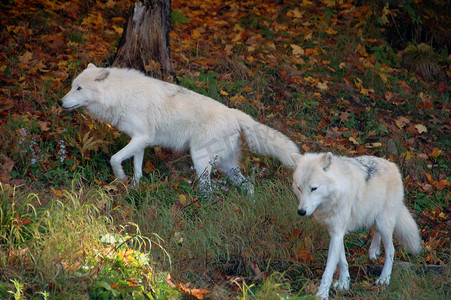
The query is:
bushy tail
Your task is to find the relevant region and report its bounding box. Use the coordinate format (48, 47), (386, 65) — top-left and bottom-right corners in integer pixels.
(235, 110), (300, 168)
(394, 206), (422, 254)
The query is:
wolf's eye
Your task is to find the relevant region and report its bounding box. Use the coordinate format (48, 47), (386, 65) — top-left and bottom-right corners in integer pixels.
(311, 187), (317, 192)
(77, 86), (82, 91)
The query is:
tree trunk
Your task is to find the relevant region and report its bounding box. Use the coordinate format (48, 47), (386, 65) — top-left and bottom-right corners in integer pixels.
(112, 0), (171, 79)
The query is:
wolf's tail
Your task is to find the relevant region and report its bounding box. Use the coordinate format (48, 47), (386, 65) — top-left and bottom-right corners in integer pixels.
(394, 206), (422, 254)
(235, 110), (299, 168)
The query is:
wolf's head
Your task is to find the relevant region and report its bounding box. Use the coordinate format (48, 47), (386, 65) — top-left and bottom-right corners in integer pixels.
(291, 152), (335, 217)
(58, 63), (110, 110)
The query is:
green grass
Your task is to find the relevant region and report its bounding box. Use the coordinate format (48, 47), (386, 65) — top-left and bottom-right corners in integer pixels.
(1, 168), (449, 298)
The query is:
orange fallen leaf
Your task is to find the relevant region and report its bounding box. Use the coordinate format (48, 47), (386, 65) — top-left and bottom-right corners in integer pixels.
(178, 283), (210, 299)
(433, 180), (450, 190)
(325, 27), (338, 35)
(19, 51), (33, 64)
(428, 148), (442, 158)
(50, 186), (64, 197)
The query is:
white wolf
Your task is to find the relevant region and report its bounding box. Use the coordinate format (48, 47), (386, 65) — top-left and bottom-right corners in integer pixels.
(291, 152), (421, 299)
(59, 64), (299, 193)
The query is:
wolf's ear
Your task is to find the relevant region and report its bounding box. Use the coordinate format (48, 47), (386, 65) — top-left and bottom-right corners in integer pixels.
(87, 63), (97, 69)
(290, 153), (302, 165)
(322, 152), (333, 171)
(95, 70), (110, 82)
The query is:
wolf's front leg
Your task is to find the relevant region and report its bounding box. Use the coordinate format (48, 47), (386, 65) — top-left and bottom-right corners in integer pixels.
(110, 137), (148, 182)
(317, 233), (344, 299)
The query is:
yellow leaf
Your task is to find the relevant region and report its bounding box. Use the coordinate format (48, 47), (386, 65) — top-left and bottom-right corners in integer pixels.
(50, 187), (64, 197)
(304, 31), (313, 40)
(303, 76), (318, 84)
(325, 27), (338, 35)
(359, 87), (369, 95)
(112, 25), (123, 35)
(323, 0), (337, 7)
(414, 124), (427, 134)
(317, 81), (328, 91)
(220, 90), (229, 96)
(355, 44), (368, 56)
(174, 232), (184, 244)
(339, 62), (346, 69)
(179, 194), (188, 205)
(403, 151), (412, 160)
(291, 44), (304, 57)
(428, 148), (442, 158)
(233, 24), (243, 32)
(379, 72), (388, 83)
(191, 29), (201, 39)
(349, 137), (359, 145)
(290, 8), (303, 18)
(143, 160), (155, 174)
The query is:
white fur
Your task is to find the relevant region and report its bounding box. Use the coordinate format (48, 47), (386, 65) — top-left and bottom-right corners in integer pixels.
(60, 64), (299, 193)
(291, 152), (421, 299)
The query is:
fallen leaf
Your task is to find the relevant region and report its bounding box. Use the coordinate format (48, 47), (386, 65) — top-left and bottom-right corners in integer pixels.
(349, 137), (359, 145)
(19, 51), (33, 64)
(179, 194), (188, 205)
(38, 121), (50, 131)
(143, 160), (155, 173)
(178, 283), (210, 299)
(316, 81), (328, 91)
(395, 116), (410, 130)
(428, 148), (441, 158)
(414, 124), (427, 134)
(325, 27), (338, 35)
(50, 186), (64, 197)
(291, 44), (304, 57)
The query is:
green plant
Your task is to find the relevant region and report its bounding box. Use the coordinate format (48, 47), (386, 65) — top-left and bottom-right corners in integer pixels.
(171, 9), (189, 26)
(8, 279), (24, 300)
(0, 184), (41, 246)
(401, 43), (440, 80)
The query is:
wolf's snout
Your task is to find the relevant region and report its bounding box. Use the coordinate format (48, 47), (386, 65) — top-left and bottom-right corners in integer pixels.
(58, 100), (63, 106)
(298, 209), (306, 216)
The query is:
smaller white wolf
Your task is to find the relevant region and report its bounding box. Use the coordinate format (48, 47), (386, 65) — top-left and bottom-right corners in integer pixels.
(59, 64), (299, 193)
(291, 152), (421, 299)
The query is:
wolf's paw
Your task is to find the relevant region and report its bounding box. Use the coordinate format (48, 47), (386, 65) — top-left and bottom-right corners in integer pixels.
(332, 278), (350, 291)
(369, 249), (381, 261)
(316, 288), (329, 300)
(375, 275), (390, 287)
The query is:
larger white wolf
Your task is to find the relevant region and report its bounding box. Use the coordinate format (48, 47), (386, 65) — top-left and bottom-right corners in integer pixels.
(59, 64), (299, 193)
(291, 152), (421, 299)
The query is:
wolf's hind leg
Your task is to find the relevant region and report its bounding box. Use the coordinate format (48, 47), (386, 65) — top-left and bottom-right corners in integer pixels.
(369, 231), (382, 261)
(223, 167), (254, 195)
(132, 149), (144, 184)
(374, 221), (395, 286)
(190, 151), (214, 196)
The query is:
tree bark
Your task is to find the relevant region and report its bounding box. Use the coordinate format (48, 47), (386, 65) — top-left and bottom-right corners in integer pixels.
(112, 0), (171, 79)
